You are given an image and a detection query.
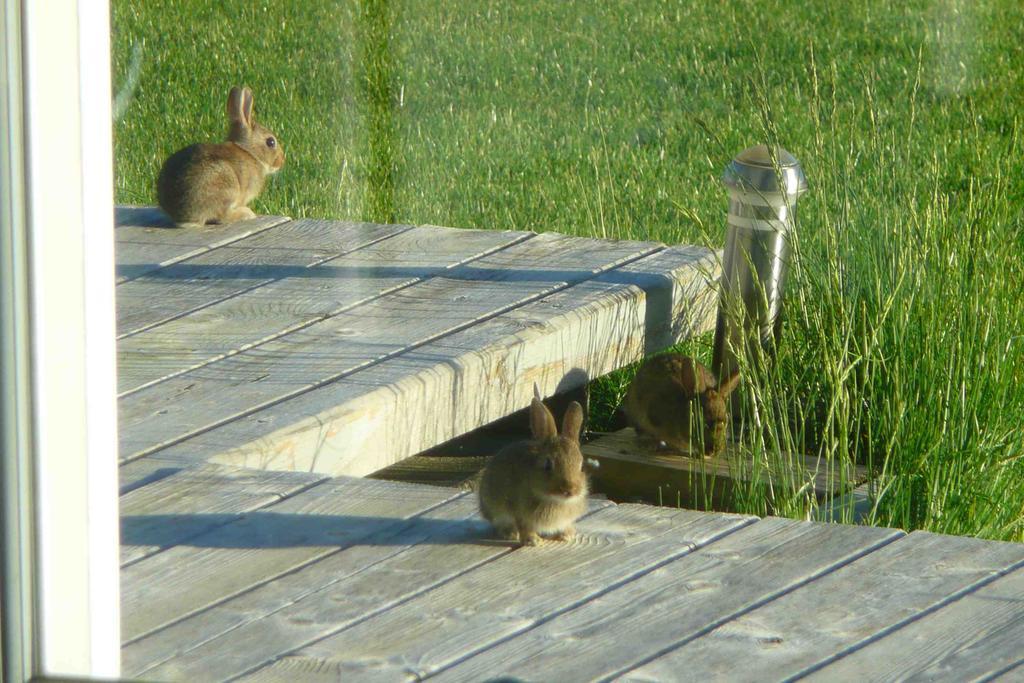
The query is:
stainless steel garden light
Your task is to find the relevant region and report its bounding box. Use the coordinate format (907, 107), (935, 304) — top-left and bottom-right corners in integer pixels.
(711, 145), (807, 384)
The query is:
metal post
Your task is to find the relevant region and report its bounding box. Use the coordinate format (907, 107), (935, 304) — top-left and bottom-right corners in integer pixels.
(712, 145), (807, 387)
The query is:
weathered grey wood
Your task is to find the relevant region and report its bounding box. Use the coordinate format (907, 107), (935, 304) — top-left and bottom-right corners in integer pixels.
(120, 464), (326, 566)
(992, 664), (1024, 682)
(125, 495), (614, 680)
(123, 492), (481, 678)
(990, 662), (1024, 682)
(118, 233), (659, 463)
(418, 517), (902, 682)
(117, 226), (528, 393)
(147, 245), (717, 477)
(119, 476), (461, 643)
(617, 531), (1024, 683)
(240, 504), (757, 682)
(792, 562), (1024, 682)
(117, 452), (195, 494)
(116, 218), (409, 341)
(115, 206), (289, 284)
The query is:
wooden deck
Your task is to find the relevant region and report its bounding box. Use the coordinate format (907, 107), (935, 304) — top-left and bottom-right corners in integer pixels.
(120, 463), (1024, 682)
(115, 207), (718, 486)
(117, 210), (1024, 681)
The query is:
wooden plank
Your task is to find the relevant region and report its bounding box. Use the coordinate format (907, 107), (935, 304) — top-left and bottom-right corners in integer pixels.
(617, 531), (1024, 683)
(408, 518), (904, 682)
(119, 476), (461, 644)
(122, 493), (485, 679)
(120, 464), (326, 566)
(116, 225), (528, 393)
(117, 233), (660, 463)
(792, 565), (1024, 682)
(118, 453), (192, 494)
(583, 428), (866, 512)
(991, 662), (1024, 682)
(124, 495), (614, 680)
(114, 206), (289, 283)
(238, 504), (757, 682)
(148, 245), (717, 477)
(116, 218), (409, 341)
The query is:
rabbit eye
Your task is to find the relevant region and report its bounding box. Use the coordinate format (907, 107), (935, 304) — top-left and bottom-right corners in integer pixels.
(544, 458), (554, 473)
(265, 136), (276, 148)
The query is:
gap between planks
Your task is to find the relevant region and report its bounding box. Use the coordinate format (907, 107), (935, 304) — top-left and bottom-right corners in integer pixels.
(414, 519), (903, 682)
(791, 556), (1024, 682)
(119, 464), (328, 568)
(120, 476), (472, 645)
(235, 508), (763, 682)
(117, 234), (669, 464)
(800, 562), (1024, 681)
(127, 499), (750, 682)
(123, 244), (718, 480)
(116, 225), (532, 395)
(114, 207), (291, 284)
(116, 220), (417, 341)
(127, 496), (623, 681)
(614, 531), (1024, 683)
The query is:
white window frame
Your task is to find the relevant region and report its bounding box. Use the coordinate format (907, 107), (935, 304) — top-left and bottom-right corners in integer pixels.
(1, 0), (120, 679)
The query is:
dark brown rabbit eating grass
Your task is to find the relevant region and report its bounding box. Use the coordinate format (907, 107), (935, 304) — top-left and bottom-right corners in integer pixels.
(478, 395), (590, 547)
(623, 354), (740, 457)
(157, 86), (284, 227)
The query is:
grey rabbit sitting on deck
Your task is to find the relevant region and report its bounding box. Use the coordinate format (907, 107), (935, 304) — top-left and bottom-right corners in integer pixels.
(478, 392), (590, 547)
(622, 353), (740, 457)
(157, 86), (284, 227)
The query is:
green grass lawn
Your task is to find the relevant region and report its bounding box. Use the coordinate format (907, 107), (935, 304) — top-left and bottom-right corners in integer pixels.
(112, 0), (1024, 540)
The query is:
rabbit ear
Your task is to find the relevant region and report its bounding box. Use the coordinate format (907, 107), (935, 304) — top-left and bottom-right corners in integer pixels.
(241, 87), (255, 126)
(530, 397), (558, 441)
(533, 382), (542, 402)
(561, 401), (584, 443)
(227, 86), (252, 130)
(690, 361), (710, 393)
(718, 370), (741, 398)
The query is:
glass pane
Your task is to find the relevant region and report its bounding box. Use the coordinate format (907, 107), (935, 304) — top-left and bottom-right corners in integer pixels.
(110, 0), (1024, 558)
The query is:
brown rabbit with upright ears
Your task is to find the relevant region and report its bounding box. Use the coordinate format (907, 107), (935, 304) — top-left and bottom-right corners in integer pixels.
(622, 354), (740, 457)
(478, 392), (589, 547)
(157, 86), (284, 227)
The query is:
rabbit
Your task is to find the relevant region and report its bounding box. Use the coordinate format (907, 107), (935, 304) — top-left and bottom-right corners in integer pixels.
(157, 86), (284, 227)
(478, 394), (590, 546)
(622, 354), (740, 457)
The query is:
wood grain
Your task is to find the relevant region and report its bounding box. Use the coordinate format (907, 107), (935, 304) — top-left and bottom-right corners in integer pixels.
(798, 562), (1024, 682)
(145, 245), (717, 478)
(118, 232), (659, 463)
(618, 530), (1024, 683)
(116, 218), (408, 341)
(119, 464), (325, 566)
(117, 452), (196, 494)
(429, 517), (901, 682)
(126, 496), (614, 680)
(241, 503), (755, 682)
(116, 226), (527, 393)
(115, 206), (289, 283)
(119, 476), (461, 644)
